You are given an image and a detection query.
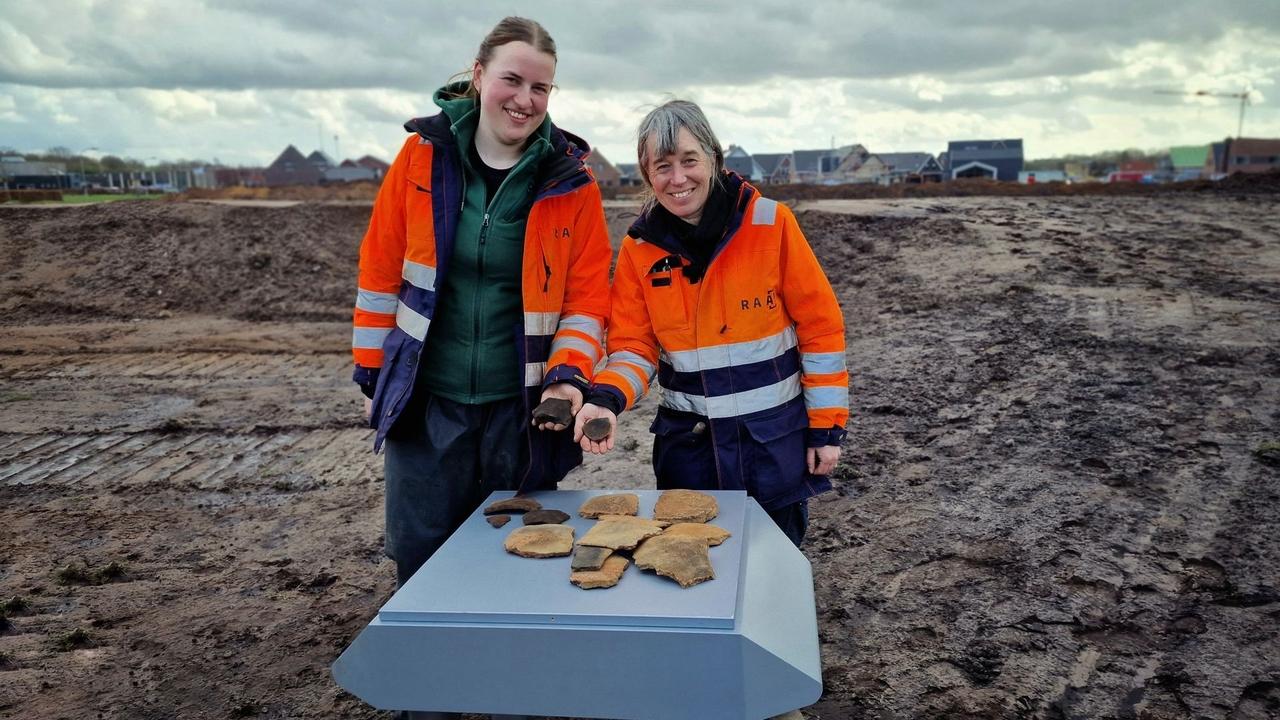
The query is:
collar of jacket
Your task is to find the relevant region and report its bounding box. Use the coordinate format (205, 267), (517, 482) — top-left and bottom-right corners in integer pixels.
(628, 170), (756, 261)
(402, 82), (595, 202)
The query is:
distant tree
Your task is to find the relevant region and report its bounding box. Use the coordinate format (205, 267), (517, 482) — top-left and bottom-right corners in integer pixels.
(47, 146), (72, 158)
(100, 155), (128, 171)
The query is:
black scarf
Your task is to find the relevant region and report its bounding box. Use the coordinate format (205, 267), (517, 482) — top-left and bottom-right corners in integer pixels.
(648, 177), (734, 283)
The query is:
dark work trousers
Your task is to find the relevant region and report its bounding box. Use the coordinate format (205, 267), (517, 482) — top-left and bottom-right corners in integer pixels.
(383, 391), (526, 588)
(652, 411), (811, 547)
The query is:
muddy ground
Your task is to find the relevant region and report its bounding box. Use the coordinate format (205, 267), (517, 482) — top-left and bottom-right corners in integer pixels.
(0, 191), (1277, 720)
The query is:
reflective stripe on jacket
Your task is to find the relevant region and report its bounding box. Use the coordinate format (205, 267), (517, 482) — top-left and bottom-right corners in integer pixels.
(351, 111), (610, 490)
(593, 176), (847, 506)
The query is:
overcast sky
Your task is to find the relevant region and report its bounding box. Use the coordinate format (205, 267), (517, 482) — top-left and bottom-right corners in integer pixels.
(2, 1), (1277, 167)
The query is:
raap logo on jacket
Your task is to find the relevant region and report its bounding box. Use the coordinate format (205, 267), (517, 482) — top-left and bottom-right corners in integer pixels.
(739, 287), (778, 312)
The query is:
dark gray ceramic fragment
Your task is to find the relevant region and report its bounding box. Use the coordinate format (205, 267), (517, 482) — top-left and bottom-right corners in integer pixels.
(522, 509), (571, 526)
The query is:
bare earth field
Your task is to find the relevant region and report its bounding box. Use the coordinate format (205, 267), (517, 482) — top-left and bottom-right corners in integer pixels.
(1, 191), (1277, 720)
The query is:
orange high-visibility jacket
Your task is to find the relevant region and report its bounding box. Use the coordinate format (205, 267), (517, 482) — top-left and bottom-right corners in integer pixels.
(352, 112), (611, 486)
(593, 177), (847, 503)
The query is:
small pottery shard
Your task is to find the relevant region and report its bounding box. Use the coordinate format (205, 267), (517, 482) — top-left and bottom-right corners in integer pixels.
(578, 518), (664, 551)
(583, 417), (612, 441)
(663, 522), (731, 546)
(596, 514), (669, 529)
(578, 493), (640, 519)
(522, 508), (571, 526)
(653, 489), (718, 523)
(633, 535), (715, 588)
(484, 497), (542, 515)
(486, 515), (511, 528)
(570, 555), (629, 589)
(504, 525), (575, 558)
(532, 397), (574, 427)
(571, 544), (613, 571)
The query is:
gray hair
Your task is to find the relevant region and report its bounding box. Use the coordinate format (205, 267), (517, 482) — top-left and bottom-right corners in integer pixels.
(635, 99), (725, 190)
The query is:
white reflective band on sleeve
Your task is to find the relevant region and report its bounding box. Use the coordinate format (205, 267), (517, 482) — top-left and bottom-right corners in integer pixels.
(550, 336), (602, 363)
(610, 350), (657, 380)
(751, 197), (777, 226)
(801, 351), (846, 375)
(524, 361), (548, 387)
(355, 288), (398, 315)
(401, 259), (437, 291)
(352, 326), (392, 349)
(523, 312), (559, 337)
(664, 325), (797, 373)
(395, 301), (430, 341)
(804, 385), (849, 410)
(558, 314), (604, 342)
(660, 372), (801, 419)
(606, 363), (648, 399)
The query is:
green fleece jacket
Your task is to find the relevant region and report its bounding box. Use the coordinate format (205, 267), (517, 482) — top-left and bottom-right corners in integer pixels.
(417, 90), (551, 403)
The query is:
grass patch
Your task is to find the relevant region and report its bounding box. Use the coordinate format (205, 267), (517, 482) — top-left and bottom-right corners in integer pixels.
(0, 596), (29, 614)
(1255, 440), (1280, 467)
(54, 628), (93, 651)
(55, 564), (91, 585)
(0, 391), (34, 403)
(59, 193), (163, 204)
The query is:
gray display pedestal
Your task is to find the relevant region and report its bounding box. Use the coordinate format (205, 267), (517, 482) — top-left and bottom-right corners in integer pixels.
(332, 489), (821, 719)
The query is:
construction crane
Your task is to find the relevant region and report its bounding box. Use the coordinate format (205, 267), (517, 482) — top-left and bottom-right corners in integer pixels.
(1154, 88), (1255, 138)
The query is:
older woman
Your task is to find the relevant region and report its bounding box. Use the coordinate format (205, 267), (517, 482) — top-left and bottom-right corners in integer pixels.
(575, 100), (848, 546)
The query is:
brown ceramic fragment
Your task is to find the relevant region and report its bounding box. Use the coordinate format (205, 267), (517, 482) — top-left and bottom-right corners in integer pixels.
(578, 518), (664, 551)
(583, 417), (612, 441)
(504, 525), (574, 558)
(484, 497), (542, 515)
(633, 535), (715, 588)
(570, 555), (629, 589)
(531, 397), (574, 427)
(571, 545), (612, 571)
(653, 489), (718, 523)
(663, 522), (731, 546)
(578, 493), (640, 519)
(486, 515), (511, 528)
(596, 514), (669, 529)
(522, 509), (571, 526)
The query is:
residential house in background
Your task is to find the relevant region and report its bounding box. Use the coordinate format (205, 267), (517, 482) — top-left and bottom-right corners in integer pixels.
(1168, 145), (1209, 181)
(324, 164), (377, 183)
(855, 152), (942, 185)
(265, 145), (323, 186)
(724, 145), (764, 182)
(215, 167), (266, 187)
(831, 145), (871, 182)
(793, 147), (856, 184)
(1224, 137), (1280, 174)
(583, 149), (622, 190)
(945, 139), (1024, 181)
(355, 155), (390, 179)
(307, 150), (334, 170)
(752, 153), (795, 184)
(615, 163), (643, 187)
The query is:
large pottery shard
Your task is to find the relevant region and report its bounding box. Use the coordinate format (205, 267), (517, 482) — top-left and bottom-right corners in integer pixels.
(522, 509), (571, 526)
(571, 545), (613, 571)
(570, 555), (629, 590)
(633, 535), (715, 588)
(578, 493), (640, 519)
(504, 525), (574, 558)
(662, 522), (731, 546)
(578, 518), (663, 551)
(485, 497), (542, 515)
(653, 489), (719, 523)
(531, 397), (573, 427)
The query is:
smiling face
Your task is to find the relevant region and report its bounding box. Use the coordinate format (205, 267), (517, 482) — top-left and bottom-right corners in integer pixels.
(645, 127), (712, 225)
(472, 40), (556, 153)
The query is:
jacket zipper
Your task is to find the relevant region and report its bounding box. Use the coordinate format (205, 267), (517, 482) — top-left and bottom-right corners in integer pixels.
(471, 211), (491, 398)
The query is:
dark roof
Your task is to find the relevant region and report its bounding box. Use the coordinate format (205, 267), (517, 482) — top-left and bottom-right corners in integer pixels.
(306, 150), (334, 166)
(753, 153), (792, 174)
(947, 139), (1024, 161)
(792, 149), (835, 173)
(875, 152), (937, 172)
(268, 145), (308, 170)
(356, 154), (390, 170)
(725, 154), (756, 177)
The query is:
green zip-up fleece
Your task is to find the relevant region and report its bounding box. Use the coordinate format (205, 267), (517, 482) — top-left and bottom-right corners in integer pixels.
(417, 89), (552, 403)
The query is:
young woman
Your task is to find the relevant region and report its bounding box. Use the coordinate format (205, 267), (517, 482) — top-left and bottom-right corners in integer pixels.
(575, 100), (848, 547)
(351, 17), (611, 588)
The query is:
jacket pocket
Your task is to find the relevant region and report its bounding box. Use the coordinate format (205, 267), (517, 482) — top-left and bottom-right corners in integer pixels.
(741, 401), (808, 505)
(368, 333), (408, 430)
(649, 411), (714, 490)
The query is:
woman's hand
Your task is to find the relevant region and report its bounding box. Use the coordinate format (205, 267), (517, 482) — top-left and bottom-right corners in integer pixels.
(573, 403), (617, 455)
(807, 445), (841, 476)
(535, 383), (584, 431)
